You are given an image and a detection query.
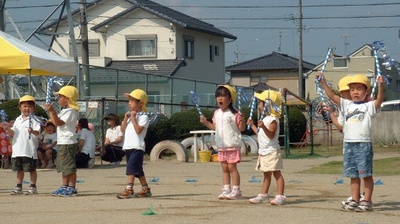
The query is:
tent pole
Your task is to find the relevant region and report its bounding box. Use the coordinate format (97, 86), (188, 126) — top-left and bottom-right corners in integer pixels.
(28, 69), (32, 95)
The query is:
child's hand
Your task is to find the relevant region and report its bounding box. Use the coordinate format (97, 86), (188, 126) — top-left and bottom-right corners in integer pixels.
(315, 72), (325, 83)
(199, 115), (207, 124)
(44, 104), (54, 112)
(246, 118), (254, 126)
(28, 127), (34, 134)
(377, 75), (384, 86)
(257, 120), (265, 128)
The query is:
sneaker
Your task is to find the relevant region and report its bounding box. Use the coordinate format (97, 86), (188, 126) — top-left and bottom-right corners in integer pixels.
(249, 193), (269, 204)
(341, 195), (365, 206)
(224, 189), (242, 200)
(135, 188), (152, 198)
(11, 187), (23, 195)
(25, 186), (38, 195)
(270, 195), (286, 205)
(59, 187), (78, 197)
(355, 200), (373, 212)
(341, 200), (359, 211)
(218, 188), (231, 199)
(46, 161), (55, 169)
(51, 187), (67, 196)
(117, 188), (134, 199)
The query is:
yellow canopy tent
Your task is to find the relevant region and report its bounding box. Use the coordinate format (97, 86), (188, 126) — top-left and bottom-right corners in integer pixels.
(0, 31), (77, 94)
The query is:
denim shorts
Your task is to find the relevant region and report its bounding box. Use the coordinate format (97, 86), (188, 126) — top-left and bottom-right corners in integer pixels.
(125, 149), (145, 178)
(343, 142), (373, 178)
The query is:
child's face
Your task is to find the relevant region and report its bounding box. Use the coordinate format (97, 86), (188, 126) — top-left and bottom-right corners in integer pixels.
(107, 119), (116, 127)
(46, 125), (55, 134)
(19, 102), (35, 117)
(257, 101), (270, 116)
(128, 98), (142, 112)
(216, 94), (231, 111)
(58, 94), (69, 107)
(340, 90), (351, 100)
(349, 83), (368, 102)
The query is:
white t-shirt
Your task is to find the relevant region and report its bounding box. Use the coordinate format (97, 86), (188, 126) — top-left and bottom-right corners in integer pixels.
(257, 116), (280, 155)
(340, 98), (379, 142)
(78, 128), (96, 158)
(122, 114), (149, 151)
(57, 108), (78, 144)
(106, 125), (124, 147)
(11, 115), (41, 159)
(43, 132), (58, 151)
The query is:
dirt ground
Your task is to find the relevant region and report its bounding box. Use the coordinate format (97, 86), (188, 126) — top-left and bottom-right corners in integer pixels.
(1, 151), (399, 224)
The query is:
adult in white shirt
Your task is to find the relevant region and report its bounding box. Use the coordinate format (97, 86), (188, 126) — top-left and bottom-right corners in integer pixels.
(76, 118), (96, 168)
(100, 113), (125, 165)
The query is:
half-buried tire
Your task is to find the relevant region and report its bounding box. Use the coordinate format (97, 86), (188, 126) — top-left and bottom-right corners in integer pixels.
(150, 140), (189, 162)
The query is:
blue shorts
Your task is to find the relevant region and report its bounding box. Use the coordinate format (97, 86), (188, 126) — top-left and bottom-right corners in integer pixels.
(125, 149), (145, 178)
(343, 142), (373, 178)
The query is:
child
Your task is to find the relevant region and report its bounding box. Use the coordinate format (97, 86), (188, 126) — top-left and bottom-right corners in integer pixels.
(328, 75), (352, 133)
(200, 85), (246, 200)
(117, 89), (152, 199)
(247, 90), (286, 205)
(317, 73), (384, 212)
(76, 118), (96, 168)
(2, 95), (41, 195)
(37, 121), (57, 169)
(45, 86), (79, 197)
(99, 113), (125, 165)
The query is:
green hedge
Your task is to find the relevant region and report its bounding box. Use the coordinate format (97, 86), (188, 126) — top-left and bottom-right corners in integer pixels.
(169, 108), (214, 139)
(0, 99), (48, 121)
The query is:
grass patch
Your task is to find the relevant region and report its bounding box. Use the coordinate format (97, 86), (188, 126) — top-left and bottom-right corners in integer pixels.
(300, 157), (400, 175)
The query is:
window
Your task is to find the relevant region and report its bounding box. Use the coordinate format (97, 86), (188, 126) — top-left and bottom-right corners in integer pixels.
(209, 45), (214, 62)
(333, 58), (347, 68)
(69, 39), (100, 57)
(183, 35), (194, 59)
(126, 35), (157, 58)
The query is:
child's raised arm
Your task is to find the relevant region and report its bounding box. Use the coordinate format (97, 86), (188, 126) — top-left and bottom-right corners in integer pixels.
(374, 75), (385, 110)
(316, 72), (341, 106)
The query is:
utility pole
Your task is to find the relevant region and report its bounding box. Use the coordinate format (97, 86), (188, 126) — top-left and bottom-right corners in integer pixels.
(341, 34), (350, 57)
(298, 0), (304, 99)
(0, 0), (5, 31)
(275, 31), (284, 53)
(234, 44), (245, 64)
(80, 0), (90, 98)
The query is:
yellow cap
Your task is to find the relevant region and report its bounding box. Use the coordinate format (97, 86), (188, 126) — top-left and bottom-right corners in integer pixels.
(19, 95), (35, 104)
(347, 74), (370, 89)
(55, 86), (79, 111)
(338, 75), (352, 92)
(217, 85), (237, 102)
(255, 90), (282, 117)
(124, 89), (148, 112)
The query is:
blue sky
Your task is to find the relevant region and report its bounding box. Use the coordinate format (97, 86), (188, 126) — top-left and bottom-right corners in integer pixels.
(4, 0), (400, 66)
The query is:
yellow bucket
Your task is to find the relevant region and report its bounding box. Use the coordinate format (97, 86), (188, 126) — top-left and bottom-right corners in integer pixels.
(198, 150), (212, 162)
(211, 154), (218, 162)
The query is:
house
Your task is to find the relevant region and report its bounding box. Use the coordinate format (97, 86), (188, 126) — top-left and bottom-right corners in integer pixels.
(226, 51), (315, 96)
(305, 44), (400, 101)
(40, 0), (236, 97)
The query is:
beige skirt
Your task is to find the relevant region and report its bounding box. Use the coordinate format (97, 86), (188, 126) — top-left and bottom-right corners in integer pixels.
(255, 151), (283, 172)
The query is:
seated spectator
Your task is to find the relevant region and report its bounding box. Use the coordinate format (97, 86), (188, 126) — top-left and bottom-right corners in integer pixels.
(76, 118), (96, 168)
(97, 113), (125, 165)
(37, 121), (57, 168)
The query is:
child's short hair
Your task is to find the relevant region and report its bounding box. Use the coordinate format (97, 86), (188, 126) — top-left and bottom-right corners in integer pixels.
(45, 121), (55, 128)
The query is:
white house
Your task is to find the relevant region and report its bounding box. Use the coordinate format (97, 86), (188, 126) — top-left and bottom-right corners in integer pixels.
(40, 0), (236, 97)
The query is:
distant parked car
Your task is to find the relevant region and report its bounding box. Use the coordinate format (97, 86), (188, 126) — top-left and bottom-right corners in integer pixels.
(381, 100), (400, 111)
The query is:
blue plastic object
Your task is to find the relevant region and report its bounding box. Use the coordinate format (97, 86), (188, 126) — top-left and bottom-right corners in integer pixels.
(248, 176), (261, 183)
(374, 179), (384, 185)
(288, 180), (304, 183)
(149, 177), (159, 183)
(335, 178), (344, 185)
(185, 179), (198, 182)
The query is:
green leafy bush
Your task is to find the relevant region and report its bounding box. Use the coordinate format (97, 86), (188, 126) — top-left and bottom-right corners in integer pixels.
(280, 107), (307, 143)
(169, 108), (213, 139)
(0, 99), (48, 121)
(145, 114), (174, 154)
